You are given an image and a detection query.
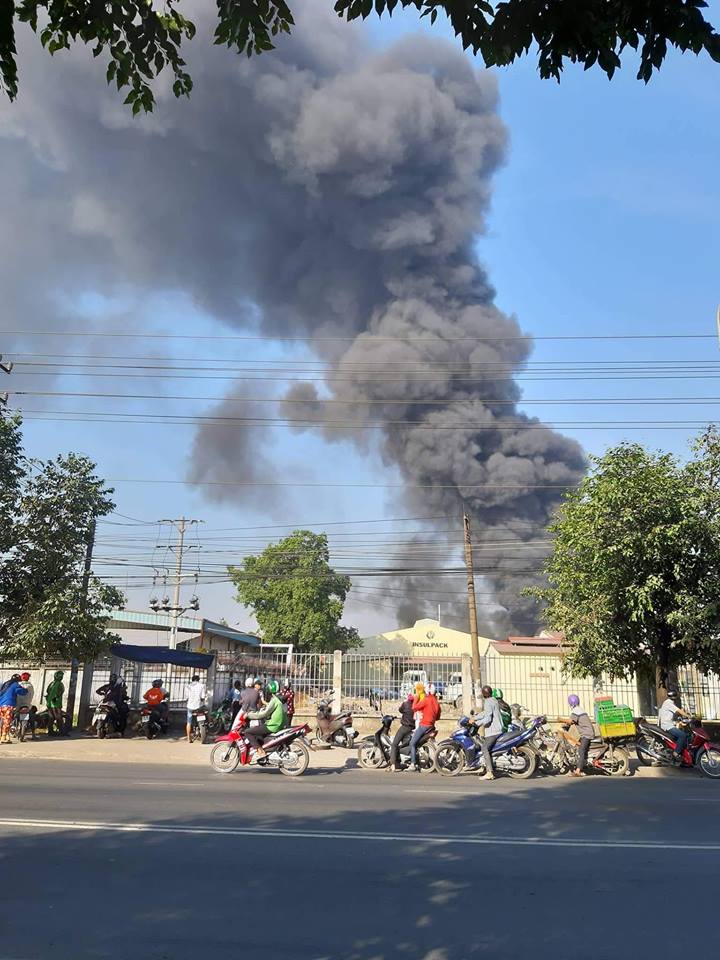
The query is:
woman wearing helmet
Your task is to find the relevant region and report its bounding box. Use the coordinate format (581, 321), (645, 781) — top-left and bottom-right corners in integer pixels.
(566, 694), (595, 777)
(243, 680), (286, 759)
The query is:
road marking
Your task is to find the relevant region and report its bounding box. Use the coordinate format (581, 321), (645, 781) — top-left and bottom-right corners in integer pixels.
(0, 817), (714, 851)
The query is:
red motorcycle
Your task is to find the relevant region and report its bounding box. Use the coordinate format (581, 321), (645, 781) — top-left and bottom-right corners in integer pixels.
(210, 714), (311, 777)
(636, 718), (720, 779)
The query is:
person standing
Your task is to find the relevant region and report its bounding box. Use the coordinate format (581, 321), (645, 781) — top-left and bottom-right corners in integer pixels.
(387, 693), (416, 772)
(15, 672), (37, 741)
(565, 694), (596, 777)
(234, 677), (260, 723)
(409, 682), (441, 772)
(0, 674), (27, 744)
(45, 670), (65, 737)
(184, 674), (207, 743)
(476, 685), (503, 781)
(230, 680), (244, 722)
(280, 680), (295, 724)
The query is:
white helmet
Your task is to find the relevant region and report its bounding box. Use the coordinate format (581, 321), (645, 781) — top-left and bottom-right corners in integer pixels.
(244, 676), (254, 688)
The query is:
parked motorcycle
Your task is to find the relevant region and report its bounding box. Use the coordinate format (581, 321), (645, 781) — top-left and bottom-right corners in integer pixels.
(357, 715), (438, 772)
(9, 705), (32, 742)
(315, 698), (357, 748)
(435, 715), (541, 779)
(139, 704), (169, 739)
(636, 718), (720, 779)
(207, 698), (233, 736)
(188, 706), (209, 743)
(92, 701), (128, 738)
(210, 714), (311, 777)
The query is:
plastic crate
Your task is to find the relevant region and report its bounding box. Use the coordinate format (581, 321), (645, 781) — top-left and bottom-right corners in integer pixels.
(597, 704), (633, 725)
(594, 695), (614, 719)
(598, 719), (636, 739)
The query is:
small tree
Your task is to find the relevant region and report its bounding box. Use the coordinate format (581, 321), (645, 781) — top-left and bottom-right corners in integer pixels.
(532, 430), (720, 704)
(229, 530), (361, 652)
(0, 414), (123, 660)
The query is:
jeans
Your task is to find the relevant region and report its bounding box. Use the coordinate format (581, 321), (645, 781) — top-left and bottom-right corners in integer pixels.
(410, 725), (432, 767)
(245, 722), (271, 748)
(577, 736), (592, 770)
(479, 734), (500, 774)
(390, 724), (413, 769)
(668, 726), (689, 754)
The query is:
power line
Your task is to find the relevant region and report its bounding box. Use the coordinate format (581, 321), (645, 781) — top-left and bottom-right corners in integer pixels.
(3, 329), (716, 342)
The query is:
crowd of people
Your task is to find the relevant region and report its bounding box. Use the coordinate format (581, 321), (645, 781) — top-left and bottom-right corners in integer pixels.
(0, 670), (66, 742)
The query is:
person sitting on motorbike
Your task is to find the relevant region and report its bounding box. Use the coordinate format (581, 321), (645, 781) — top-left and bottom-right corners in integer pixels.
(564, 694), (596, 777)
(96, 674), (130, 733)
(492, 688), (512, 732)
(658, 689), (691, 761)
(476, 685), (503, 781)
(143, 679), (170, 723)
(15, 672), (38, 741)
(388, 693), (416, 772)
(243, 680), (287, 760)
(409, 682), (441, 772)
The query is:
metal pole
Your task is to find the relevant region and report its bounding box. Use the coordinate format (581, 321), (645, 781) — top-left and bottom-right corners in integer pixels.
(65, 518), (96, 733)
(463, 511), (482, 706)
(170, 517), (186, 649)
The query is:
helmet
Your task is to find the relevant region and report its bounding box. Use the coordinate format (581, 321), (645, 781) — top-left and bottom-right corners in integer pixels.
(414, 682), (425, 695)
(492, 688), (503, 700)
(666, 690), (679, 700)
(266, 679), (279, 696)
(152, 679), (163, 688)
(109, 673), (117, 683)
(20, 672), (31, 681)
(567, 694), (580, 708)
(11, 673), (21, 682)
(245, 676), (254, 688)
(54, 670), (64, 680)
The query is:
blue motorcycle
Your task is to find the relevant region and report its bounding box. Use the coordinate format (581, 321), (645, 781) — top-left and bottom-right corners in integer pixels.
(435, 714), (542, 779)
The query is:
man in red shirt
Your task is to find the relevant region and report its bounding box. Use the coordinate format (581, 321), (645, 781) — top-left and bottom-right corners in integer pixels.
(409, 683), (441, 771)
(143, 679), (169, 723)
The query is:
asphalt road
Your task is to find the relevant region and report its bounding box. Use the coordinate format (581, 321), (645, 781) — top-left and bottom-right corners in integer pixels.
(1, 758), (718, 960)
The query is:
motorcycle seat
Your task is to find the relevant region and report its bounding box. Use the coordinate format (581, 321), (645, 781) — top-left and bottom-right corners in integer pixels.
(495, 731), (521, 747)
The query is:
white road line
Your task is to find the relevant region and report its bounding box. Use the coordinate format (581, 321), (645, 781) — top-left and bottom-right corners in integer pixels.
(0, 817), (714, 851)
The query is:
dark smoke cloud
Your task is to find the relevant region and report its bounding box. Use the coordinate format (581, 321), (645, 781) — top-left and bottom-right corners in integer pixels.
(0, 0), (585, 633)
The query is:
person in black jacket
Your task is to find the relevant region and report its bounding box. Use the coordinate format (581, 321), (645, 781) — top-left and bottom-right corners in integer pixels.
(387, 694), (416, 772)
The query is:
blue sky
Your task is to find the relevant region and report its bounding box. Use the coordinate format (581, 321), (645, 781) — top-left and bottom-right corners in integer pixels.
(6, 5), (720, 635)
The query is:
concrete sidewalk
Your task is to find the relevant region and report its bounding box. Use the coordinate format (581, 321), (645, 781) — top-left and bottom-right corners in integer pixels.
(0, 732), (353, 768)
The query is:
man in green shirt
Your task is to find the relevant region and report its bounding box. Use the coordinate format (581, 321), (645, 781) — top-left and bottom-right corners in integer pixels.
(244, 680), (287, 759)
(45, 671), (65, 736)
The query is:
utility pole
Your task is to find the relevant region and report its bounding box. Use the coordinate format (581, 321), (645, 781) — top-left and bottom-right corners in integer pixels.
(152, 518), (201, 649)
(463, 511), (482, 706)
(66, 518), (96, 733)
(0, 352), (12, 408)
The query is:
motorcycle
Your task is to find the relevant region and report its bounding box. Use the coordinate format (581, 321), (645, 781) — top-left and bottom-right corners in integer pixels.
(210, 713), (311, 777)
(92, 700), (128, 738)
(9, 705), (32, 742)
(636, 718), (720, 779)
(315, 698), (357, 748)
(435, 715), (541, 779)
(188, 706), (209, 743)
(139, 704), (169, 739)
(207, 697), (233, 736)
(532, 723), (630, 777)
(357, 715), (438, 772)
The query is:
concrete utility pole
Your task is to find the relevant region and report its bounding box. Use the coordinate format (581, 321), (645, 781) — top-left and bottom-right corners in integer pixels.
(463, 511), (482, 704)
(65, 518), (96, 733)
(153, 518), (202, 648)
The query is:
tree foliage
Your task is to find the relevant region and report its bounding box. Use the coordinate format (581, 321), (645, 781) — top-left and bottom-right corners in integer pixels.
(531, 428), (720, 699)
(0, 414), (123, 661)
(2, 1), (719, 113)
(228, 530), (361, 652)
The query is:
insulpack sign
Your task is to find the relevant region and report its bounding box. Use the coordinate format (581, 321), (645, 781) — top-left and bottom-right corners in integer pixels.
(413, 641), (449, 649)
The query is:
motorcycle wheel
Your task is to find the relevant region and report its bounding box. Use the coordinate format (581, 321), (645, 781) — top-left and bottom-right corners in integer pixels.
(697, 748), (720, 779)
(435, 742), (465, 777)
(417, 741), (437, 774)
(507, 746), (537, 780)
(97, 722), (106, 739)
(199, 723), (208, 745)
(18, 724), (25, 743)
(210, 742), (241, 774)
(607, 746), (630, 777)
(278, 740), (310, 777)
(357, 739), (387, 770)
(636, 734), (658, 766)
(145, 723), (153, 740)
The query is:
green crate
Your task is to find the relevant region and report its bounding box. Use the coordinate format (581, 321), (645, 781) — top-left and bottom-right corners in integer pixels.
(597, 704), (633, 725)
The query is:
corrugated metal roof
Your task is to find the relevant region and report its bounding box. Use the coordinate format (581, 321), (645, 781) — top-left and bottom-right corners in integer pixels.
(107, 609), (201, 632)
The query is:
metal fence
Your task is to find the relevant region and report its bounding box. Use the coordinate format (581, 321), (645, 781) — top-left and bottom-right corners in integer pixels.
(214, 650), (334, 712)
(341, 655), (465, 717)
(93, 657), (210, 709)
